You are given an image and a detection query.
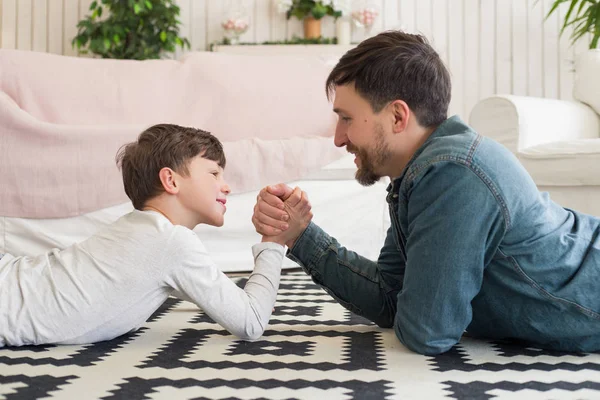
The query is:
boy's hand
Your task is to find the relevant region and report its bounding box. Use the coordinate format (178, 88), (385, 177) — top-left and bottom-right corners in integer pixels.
(252, 183), (294, 236)
(254, 185), (312, 248)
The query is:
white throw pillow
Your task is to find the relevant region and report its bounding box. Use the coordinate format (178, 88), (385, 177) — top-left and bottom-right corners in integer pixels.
(573, 49), (600, 116)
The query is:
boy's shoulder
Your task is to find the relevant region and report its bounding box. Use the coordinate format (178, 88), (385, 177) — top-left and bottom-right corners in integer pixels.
(165, 224), (208, 255)
(97, 210), (201, 247)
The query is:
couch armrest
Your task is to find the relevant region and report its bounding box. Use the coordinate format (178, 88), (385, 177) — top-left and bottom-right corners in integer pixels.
(469, 95), (600, 153)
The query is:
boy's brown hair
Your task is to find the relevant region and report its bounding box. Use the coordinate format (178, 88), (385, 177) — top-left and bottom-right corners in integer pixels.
(116, 124), (226, 210)
(326, 30), (451, 128)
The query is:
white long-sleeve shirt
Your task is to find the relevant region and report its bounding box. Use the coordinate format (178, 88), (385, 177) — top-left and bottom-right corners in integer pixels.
(0, 210), (284, 347)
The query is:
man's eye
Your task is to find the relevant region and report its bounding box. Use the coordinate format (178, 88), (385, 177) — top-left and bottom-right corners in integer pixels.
(342, 117), (351, 122)
(211, 172), (219, 177)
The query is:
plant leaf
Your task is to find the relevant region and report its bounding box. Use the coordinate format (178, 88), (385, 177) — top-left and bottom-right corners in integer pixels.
(546, 0), (569, 20)
(563, 0), (580, 33)
(72, 0), (190, 59)
(548, 0), (600, 48)
(311, 3), (327, 19)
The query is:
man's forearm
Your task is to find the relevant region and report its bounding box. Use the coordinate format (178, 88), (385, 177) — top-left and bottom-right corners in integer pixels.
(287, 221), (403, 328)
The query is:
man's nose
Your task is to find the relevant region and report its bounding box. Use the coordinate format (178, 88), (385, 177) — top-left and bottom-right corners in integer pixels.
(334, 125), (347, 148)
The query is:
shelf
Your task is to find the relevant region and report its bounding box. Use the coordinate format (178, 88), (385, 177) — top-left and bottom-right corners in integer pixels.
(211, 44), (356, 65)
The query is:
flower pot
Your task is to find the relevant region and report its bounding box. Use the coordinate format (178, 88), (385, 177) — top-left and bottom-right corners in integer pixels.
(303, 16), (321, 39)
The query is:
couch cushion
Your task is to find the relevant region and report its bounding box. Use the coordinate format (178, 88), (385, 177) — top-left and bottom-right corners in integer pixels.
(574, 50), (600, 116)
(519, 139), (600, 186)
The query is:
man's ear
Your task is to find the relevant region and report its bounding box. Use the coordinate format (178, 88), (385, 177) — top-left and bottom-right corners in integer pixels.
(158, 167), (179, 195)
(390, 100), (410, 133)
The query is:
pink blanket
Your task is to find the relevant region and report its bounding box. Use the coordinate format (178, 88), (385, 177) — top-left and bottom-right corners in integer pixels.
(0, 50), (344, 218)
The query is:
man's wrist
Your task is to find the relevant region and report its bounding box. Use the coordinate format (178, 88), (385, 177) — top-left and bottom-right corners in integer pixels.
(284, 222), (310, 250)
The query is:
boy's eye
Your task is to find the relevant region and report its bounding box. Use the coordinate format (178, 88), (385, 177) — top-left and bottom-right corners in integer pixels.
(211, 171), (219, 177)
(342, 117), (351, 122)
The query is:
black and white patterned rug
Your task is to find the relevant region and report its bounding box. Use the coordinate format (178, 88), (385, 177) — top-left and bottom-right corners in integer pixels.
(1, 273), (599, 400)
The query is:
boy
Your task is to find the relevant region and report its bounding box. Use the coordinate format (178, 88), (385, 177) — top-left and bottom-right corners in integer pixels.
(0, 123), (308, 347)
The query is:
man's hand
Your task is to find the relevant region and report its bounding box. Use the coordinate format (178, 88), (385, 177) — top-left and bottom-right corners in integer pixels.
(252, 183), (295, 236)
(276, 187), (313, 248)
(253, 184), (313, 248)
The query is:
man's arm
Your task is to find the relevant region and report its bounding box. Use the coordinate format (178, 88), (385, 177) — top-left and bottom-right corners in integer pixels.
(287, 221), (406, 328)
(252, 183), (407, 329)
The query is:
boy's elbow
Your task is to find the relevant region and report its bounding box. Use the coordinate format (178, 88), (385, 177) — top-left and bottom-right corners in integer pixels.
(394, 320), (458, 356)
(235, 323), (265, 341)
(239, 332), (262, 341)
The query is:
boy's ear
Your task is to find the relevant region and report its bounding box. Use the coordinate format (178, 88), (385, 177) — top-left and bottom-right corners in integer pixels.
(158, 167), (179, 194)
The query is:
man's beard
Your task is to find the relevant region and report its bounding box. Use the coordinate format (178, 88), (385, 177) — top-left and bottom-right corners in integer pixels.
(348, 124), (392, 187)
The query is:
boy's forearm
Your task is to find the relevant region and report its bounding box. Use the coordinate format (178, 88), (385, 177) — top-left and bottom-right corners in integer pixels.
(261, 220), (310, 248)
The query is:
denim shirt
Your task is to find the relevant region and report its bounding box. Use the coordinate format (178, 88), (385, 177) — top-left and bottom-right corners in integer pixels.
(288, 116), (600, 355)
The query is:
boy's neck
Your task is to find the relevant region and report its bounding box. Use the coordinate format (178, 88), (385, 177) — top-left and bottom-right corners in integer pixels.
(143, 195), (199, 230)
(142, 204), (174, 225)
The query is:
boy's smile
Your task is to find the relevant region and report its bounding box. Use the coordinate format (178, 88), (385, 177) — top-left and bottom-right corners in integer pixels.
(217, 198), (227, 211)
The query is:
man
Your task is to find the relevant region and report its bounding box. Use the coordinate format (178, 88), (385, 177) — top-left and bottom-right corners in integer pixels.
(252, 30), (600, 355)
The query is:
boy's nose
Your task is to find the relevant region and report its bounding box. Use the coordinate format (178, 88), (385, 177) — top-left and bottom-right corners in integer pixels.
(222, 183), (231, 195)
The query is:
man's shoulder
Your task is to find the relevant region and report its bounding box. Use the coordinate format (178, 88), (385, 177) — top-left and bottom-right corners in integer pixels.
(407, 118), (512, 183)
(407, 135), (478, 184)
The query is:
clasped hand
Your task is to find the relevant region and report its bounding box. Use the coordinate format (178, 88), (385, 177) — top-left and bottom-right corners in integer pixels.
(252, 184), (313, 248)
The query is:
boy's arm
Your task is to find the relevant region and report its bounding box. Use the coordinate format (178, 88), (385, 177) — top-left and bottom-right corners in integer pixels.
(170, 289), (194, 303)
(164, 230), (284, 341)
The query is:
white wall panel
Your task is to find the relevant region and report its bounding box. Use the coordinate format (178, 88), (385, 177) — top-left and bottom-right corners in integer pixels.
(0, 0), (594, 120)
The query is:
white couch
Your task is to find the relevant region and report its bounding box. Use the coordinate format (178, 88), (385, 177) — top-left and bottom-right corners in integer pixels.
(470, 50), (600, 216)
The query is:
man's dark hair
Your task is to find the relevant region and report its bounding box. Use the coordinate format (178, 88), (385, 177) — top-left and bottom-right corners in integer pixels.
(326, 30), (451, 127)
(116, 124), (225, 210)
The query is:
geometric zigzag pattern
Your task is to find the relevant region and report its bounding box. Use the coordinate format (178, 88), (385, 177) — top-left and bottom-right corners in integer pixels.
(1, 272), (600, 400)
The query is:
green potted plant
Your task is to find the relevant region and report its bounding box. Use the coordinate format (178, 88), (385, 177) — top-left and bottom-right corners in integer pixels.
(546, 0), (600, 49)
(72, 0), (190, 60)
(275, 0), (347, 39)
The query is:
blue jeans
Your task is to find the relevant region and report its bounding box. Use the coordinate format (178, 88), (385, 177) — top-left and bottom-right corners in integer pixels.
(288, 116), (600, 355)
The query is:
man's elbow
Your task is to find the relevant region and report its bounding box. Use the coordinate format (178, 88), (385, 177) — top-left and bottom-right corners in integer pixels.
(394, 321), (458, 356)
(374, 317), (395, 329)
(371, 303), (397, 329)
